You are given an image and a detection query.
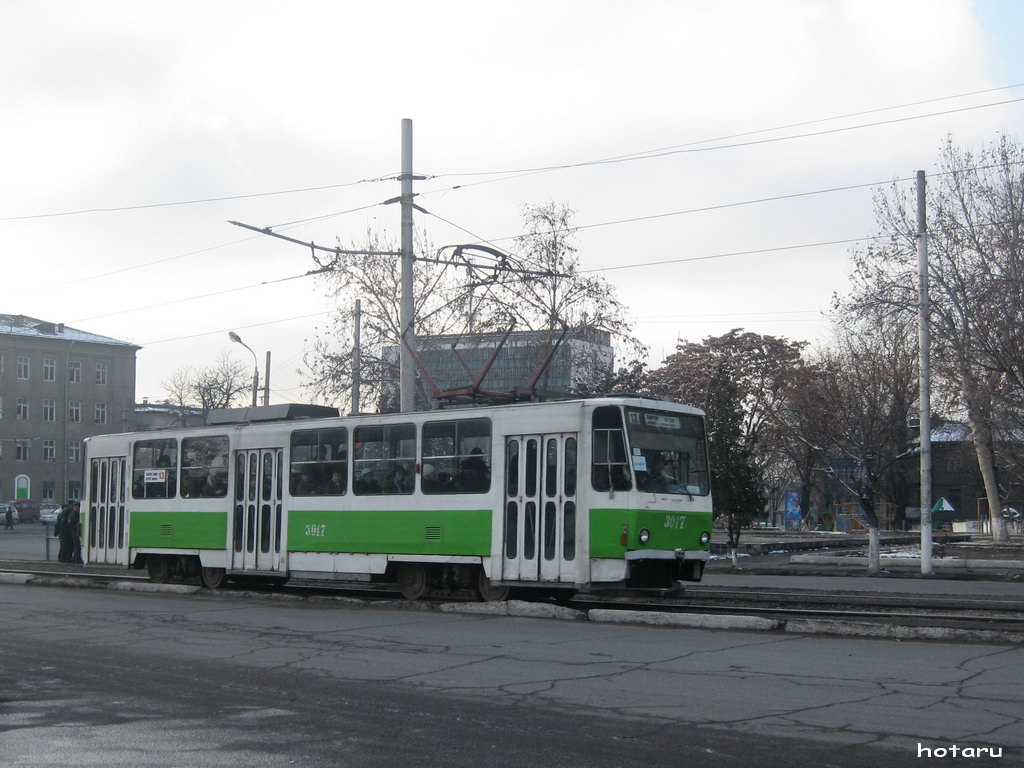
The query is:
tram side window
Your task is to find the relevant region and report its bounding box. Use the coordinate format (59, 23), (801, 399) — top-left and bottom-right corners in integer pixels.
(592, 406), (632, 492)
(180, 436), (229, 498)
(132, 438), (178, 499)
(290, 428), (348, 496)
(421, 418), (491, 494)
(353, 424), (415, 495)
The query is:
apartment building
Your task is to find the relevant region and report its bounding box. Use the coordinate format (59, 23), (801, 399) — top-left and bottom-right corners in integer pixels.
(0, 314), (138, 504)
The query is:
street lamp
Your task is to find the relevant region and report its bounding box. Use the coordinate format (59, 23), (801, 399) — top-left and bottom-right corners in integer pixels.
(228, 331), (259, 408)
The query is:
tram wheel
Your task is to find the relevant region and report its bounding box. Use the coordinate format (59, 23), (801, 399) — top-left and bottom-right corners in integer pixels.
(199, 566), (226, 589)
(476, 570), (510, 602)
(147, 556), (170, 584)
(397, 564), (430, 600)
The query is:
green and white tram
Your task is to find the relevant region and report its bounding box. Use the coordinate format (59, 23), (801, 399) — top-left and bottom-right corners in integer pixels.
(82, 396), (713, 600)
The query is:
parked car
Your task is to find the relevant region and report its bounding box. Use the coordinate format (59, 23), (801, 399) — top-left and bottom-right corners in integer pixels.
(39, 505), (61, 525)
(1, 503), (19, 526)
(9, 499), (40, 522)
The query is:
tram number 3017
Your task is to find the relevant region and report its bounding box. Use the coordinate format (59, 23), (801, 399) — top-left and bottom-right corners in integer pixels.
(663, 515), (686, 530)
(305, 524), (327, 537)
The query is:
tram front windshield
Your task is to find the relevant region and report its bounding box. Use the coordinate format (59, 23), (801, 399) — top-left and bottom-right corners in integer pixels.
(626, 407), (709, 496)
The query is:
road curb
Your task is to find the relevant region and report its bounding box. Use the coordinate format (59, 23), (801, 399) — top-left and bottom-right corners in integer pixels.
(588, 608), (781, 631)
(784, 618), (1024, 644)
(107, 581), (201, 594)
(440, 600), (587, 621)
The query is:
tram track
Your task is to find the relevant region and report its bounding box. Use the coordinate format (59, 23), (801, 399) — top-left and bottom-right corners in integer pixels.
(5, 564), (1024, 634)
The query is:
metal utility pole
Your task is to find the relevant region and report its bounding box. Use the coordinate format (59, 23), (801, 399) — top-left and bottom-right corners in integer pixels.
(917, 170), (934, 575)
(399, 118), (416, 412)
(263, 351), (271, 406)
(352, 298), (361, 414)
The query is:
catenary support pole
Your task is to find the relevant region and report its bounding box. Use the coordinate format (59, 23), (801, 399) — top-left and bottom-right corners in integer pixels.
(399, 118), (416, 412)
(263, 351), (271, 406)
(353, 298), (361, 414)
(917, 170), (933, 575)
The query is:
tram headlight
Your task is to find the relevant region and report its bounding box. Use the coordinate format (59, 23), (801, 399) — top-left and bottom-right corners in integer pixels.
(639, 528), (650, 544)
(700, 530), (711, 546)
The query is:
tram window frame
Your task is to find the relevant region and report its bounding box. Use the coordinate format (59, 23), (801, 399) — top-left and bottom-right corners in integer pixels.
(289, 427), (348, 497)
(179, 436), (230, 499)
(353, 423), (415, 496)
(131, 438), (178, 499)
(420, 418), (491, 494)
(591, 406), (632, 492)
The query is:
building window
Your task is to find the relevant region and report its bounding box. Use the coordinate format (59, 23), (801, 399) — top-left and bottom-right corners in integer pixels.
(42, 481), (56, 501)
(15, 440), (30, 461)
(43, 440), (56, 462)
(17, 355), (29, 380)
(43, 398), (56, 422)
(16, 398), (29, 421)
(95, 402), (107, 424)
(43, 358), (56, 381)
(67, 441), (81, 463)
(95, 361), (108, 385)
(68, 401), (81, 423)
(67, 480), (81, 501)
(68, 360), (81, 384)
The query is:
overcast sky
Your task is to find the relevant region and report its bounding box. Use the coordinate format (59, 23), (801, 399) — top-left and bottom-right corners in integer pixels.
(2, 0), (1022, 406)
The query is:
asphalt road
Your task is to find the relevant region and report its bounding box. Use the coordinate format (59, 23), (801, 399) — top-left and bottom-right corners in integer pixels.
(1, 583), (1021, 767)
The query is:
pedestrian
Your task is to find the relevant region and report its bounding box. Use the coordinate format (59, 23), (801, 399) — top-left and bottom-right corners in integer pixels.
(55, 506), (69, 562)
(57, 503), (80, 563)
(68, 501), (83, 564)
(3, 504), (13, 531)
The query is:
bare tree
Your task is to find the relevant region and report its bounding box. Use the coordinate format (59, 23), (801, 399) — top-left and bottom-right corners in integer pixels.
(304, 203), (645, 410)
(845, 136), (1024, 540)
(161, 352), (251, 412)
(789, 317), (917, 573)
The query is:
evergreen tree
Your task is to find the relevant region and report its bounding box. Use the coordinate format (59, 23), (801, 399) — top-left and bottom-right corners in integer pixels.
(703, 365), (766, 565)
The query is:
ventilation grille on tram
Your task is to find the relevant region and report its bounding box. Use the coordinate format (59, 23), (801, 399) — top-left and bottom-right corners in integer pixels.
(160, 525), (173, 537)
(424, 526), (442, 541)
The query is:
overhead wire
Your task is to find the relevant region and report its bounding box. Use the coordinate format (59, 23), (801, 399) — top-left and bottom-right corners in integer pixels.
(421, 93), (1024, 186)
(56, 84), (1024, 348)
(0, 175), (397, 222)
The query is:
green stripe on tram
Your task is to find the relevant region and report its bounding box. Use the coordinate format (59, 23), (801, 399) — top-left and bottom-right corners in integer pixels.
(589, 508), (713, 558)
(129, 511), (228, 549)
(288, 508), (491, 555)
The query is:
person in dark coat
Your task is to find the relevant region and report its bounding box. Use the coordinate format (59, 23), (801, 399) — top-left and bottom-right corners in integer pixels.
(67, 501), (82, 564)
(57, 502), (80, 563)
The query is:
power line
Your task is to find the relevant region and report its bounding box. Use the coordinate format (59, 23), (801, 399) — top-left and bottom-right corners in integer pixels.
(141, 310), (332, 346)
(424, 95), (1024, 183)
(46, 200), (389, 290)
(0, 176), (396, 222)
(634, 309), (823, 319)
(69, 270), (325, 323)
(581, 236), (878, 273)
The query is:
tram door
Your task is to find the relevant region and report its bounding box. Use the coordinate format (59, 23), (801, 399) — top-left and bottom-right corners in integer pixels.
(231, 449), (284, 572)
(87, 456), (129, 566)
(502, 434), (578, 582)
